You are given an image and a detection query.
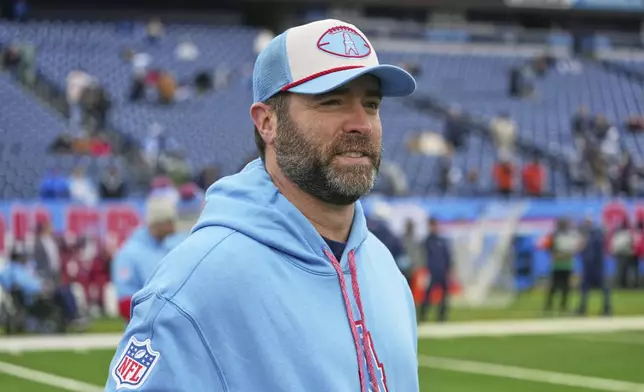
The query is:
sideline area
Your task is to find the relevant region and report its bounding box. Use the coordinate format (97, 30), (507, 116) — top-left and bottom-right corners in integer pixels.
(1, 316), (643, 353)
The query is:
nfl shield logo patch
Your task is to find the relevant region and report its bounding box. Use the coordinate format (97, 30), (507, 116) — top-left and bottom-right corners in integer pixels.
(112, 336), (160, 390)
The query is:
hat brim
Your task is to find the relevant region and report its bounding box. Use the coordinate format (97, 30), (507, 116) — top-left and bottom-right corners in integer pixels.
(286, 65), (416, 97)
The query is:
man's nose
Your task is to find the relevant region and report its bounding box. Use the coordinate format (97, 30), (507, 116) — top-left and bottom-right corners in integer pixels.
(343, 103), (372, 135)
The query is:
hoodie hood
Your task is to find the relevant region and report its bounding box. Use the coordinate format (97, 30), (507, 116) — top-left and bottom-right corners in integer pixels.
(192, 159), (369, 274)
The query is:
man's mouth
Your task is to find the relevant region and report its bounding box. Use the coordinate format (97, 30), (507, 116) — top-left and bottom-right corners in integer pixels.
(339, 151), (367, 158)
(334, 151), (373, 165)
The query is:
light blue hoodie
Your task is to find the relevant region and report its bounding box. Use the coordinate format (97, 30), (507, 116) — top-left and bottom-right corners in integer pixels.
(105, 159), (418, 392)
(110, 227), (178, 301)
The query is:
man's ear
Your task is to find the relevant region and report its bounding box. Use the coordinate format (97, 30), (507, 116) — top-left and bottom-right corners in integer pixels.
(250, 102), (277, 147)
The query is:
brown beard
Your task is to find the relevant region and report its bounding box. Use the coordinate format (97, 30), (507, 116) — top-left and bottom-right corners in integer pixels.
(274, 113), (381, 205)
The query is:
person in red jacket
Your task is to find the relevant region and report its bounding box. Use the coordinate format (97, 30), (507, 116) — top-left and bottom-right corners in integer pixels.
(522, 157), (545, 197)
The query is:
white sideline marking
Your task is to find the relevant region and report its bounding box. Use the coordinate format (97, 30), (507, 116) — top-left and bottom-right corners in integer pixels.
(0, 361), (103, 391)
(419, 355), (644, 391)
(417, 317), (644, 339)
(557, 334), (644, 347)
(1, 317), (644, 353)
(0, 333), (121, 353)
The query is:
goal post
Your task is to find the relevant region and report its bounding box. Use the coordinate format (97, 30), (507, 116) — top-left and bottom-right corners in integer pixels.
(448, 201), (528, 308)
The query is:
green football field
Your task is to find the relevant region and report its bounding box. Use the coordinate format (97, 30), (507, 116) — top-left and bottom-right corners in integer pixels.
(1, 331), (643, 391)
(0, 290), (643, 391)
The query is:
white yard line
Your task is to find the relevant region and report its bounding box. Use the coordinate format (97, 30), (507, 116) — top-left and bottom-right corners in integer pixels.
(0, 318), (643, 391)
(417, 316), (644, 339)
(0, 333), (121, 353)
(1, 317), (644, 353)
(556, 334), (644, 347)
(418, 355), (644, 392)
(0, 361), (103, 392)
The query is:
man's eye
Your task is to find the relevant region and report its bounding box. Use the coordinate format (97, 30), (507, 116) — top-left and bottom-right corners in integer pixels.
(321, 99), (342, 106)
(365, 102), (381, 110)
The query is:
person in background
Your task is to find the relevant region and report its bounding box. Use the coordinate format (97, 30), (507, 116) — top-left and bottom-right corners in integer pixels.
(522, 156), (546, 197)
(33, 219), (61, 286)
(633, 220), (644, 289)
(166, 182), (205, 247)
(110, 195), (178, 322)
(544, 217), (582, 314)
(614, 151), (635, 197)
(611, 218), (637, 289)
(66, 69), (93, 135)
(99, 165), (127, 199)
(157, 70), (176, 105)
(571, 105), (593, 153)
(69, 166), (99, 206)
(489, 112), (517, 158)
(0, 243), (77, 332)
(493, 154), (515, 198)
(146, 18), (164, 44)
(0, 243), (43, 304)
(39, 168), (70, 200)
(509, 67), (522, 97)
(443, 107), (467, 151)
(175, 38), (199, 61)
(1, 44), (21, 72)
(420, 217), (452, 322)
(149, 175), (180, 205)
(196, 165), (219, 191)
(402, 219), (425, 281)
(366, 214), (410, 281)
(578, 218), (611, 316)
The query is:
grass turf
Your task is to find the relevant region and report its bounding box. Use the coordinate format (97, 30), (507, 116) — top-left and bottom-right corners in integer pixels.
(0, 290), (642, 391)
(0, 331), (642, 391)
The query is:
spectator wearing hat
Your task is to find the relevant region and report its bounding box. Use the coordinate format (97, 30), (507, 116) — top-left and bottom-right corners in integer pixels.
(110, 195), (179, 321)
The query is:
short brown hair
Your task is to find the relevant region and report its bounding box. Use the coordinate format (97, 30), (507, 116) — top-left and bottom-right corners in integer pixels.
(254, 93), (289, 160)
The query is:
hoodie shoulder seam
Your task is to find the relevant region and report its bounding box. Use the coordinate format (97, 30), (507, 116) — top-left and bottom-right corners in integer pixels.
(154, 293), (230, 391)
(167, 230), (236, 300)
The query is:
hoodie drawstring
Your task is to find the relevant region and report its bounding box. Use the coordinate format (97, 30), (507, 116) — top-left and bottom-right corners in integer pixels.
(325, 249), (380, 392)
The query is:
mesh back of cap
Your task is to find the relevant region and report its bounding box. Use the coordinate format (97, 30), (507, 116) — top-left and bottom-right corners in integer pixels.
(253, 31), (292, 103)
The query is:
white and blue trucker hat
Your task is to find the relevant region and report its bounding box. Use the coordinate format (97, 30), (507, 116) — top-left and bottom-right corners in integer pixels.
(253, 19), (417, 103)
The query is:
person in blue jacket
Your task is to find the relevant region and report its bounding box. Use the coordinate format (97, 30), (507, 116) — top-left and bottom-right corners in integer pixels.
(578, 218), (612, 316)
(110, 195), (179, 322)
(0, 243), (43, 304)
(419, 217), (452, 322)
(0, 243), (77, 332)
(367, 215), (413, 282)
(104, 18), (418, 392)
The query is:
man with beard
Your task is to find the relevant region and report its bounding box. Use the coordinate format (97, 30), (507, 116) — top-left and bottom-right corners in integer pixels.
(105, 19), (417, 392)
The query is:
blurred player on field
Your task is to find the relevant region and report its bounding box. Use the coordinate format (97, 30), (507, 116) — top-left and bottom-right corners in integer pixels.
(419, 217), (452, 322)
(578, 217), (611, 316)
(543, 217), (583, 314)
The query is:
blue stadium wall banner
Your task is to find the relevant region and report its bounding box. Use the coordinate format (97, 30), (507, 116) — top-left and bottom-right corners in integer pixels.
(572, 0), (644, 9)
(504, 0), (644, 9)
(0, 198), (642, 254)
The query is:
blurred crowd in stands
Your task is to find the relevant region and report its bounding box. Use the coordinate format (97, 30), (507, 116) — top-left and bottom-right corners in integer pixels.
(0, 15), (268, 203)
(0, 216), (112, 333)
(0, 175), (206, 333)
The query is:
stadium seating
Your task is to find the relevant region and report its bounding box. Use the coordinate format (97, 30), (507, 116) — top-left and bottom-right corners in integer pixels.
(0, 21), (259, 178)
(1, 20), (643, 197)
(0, 73), (79, 198)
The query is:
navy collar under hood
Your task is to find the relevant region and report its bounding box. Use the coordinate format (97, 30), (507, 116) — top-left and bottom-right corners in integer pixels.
(192, 159), (369, 274)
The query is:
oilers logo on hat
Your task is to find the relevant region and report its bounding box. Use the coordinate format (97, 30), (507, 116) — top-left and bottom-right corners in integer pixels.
(252, 19), (417, 103)
(317, 26), (371, 59)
